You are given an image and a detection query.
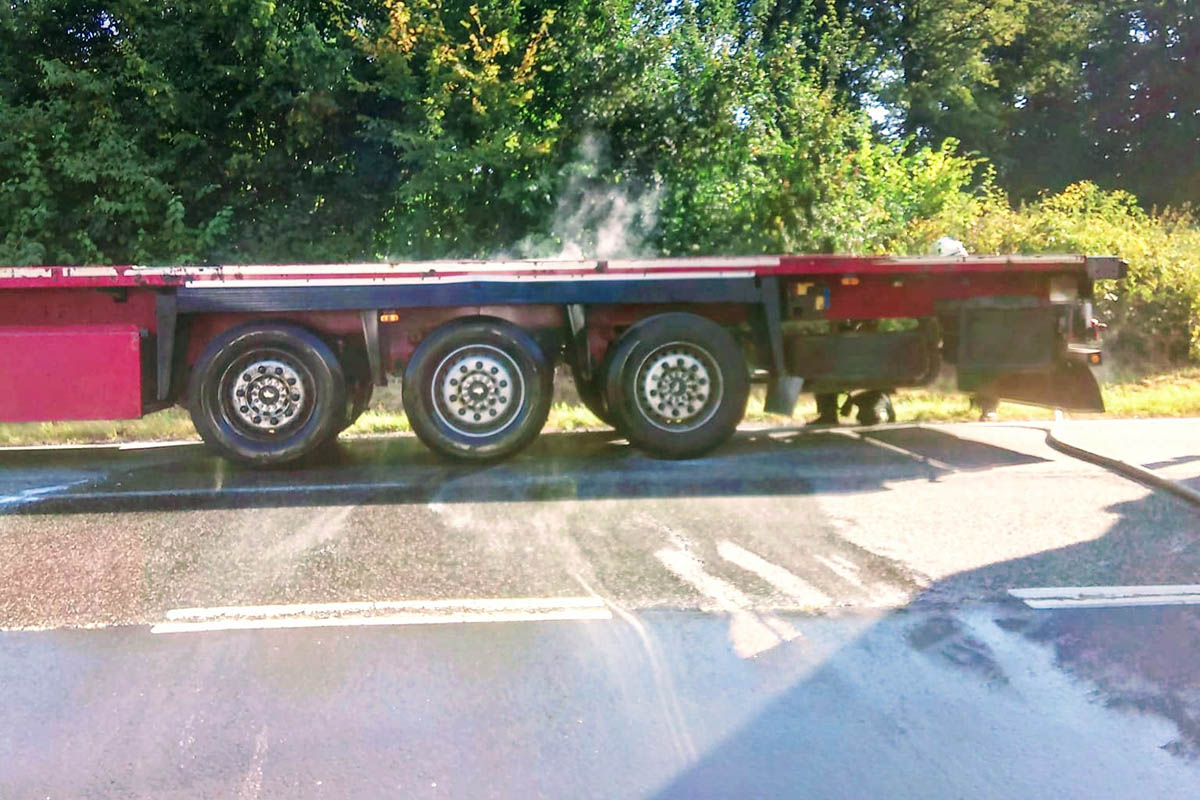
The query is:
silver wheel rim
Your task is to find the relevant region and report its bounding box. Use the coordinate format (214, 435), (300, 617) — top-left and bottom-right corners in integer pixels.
(633, 341), (722, 433)
(432, 345), (524, 438)
(226, 358), (308, 432)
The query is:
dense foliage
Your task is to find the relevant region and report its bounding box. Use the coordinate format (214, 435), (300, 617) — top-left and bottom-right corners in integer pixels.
(0, 1), (1196, 361)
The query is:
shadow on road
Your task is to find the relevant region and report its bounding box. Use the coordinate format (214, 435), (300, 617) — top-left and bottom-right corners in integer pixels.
(0, 426), (1048, 515)
(652, 488), (1200, 797)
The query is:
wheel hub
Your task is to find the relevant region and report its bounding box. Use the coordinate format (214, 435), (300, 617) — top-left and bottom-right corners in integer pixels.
(435, 346), (522, 437)
(635, 344), (721, 432)
(229, 359), (306, 430)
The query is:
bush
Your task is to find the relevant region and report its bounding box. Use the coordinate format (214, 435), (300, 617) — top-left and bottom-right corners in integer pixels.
(897, 181), (1200, 366)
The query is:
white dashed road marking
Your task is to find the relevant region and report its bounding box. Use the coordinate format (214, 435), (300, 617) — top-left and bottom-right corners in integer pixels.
(655, 548), (800, 659)
(1010, 584), (1200, 609)
(715, 541), (832, 608)
(813, 553), (868, 589)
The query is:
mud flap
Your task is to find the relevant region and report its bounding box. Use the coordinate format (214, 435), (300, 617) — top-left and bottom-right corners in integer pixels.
(989, 361), (1104, 412)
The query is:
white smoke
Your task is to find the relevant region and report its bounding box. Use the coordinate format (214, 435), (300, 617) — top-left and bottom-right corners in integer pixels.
(517, 134), (662, 260)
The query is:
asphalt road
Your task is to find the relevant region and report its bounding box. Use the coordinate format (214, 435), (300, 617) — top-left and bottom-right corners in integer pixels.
(1, 421), (1198, 798)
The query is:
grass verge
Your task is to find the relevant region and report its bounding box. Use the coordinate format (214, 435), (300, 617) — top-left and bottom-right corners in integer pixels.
(1, 369), (1197, 447)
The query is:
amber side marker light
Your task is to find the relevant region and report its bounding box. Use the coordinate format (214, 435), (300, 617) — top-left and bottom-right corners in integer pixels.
(380, 312), (400, 323)
(841, 276), (860, 286)
(1090, 352), (1102, 365)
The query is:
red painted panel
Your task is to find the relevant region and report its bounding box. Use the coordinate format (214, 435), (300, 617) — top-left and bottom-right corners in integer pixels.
(812, 273), (1048, 320)
(0, 326), (144, 422)
(0, 288), (158, 330)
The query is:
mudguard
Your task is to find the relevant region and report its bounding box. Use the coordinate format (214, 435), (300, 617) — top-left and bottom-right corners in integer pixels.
(989, 360), (1105, 412)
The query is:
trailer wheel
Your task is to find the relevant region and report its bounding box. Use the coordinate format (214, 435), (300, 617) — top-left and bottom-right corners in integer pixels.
(188, 323), (347, 466)
(603, 313), (749, 459)
(403, 319), (552, 461)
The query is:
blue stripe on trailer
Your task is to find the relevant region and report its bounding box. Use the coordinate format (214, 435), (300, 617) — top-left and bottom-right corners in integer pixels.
(175, 277), (765, 313)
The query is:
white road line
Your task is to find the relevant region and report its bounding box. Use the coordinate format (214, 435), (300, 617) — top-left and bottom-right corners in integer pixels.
(1010, 584), (1200, 609)
(152, 608), (613, 634)
(656, 548), (800, 659)
(716, 541), (832, 608)
(166, 596), (607, 620)
(152, 596), (612, 634)
(1018, 596), (1200, 610)
(813, 553), (868, 590)
(828, 554), (861, 574)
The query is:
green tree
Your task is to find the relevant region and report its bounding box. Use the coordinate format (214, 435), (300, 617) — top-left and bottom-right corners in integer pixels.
(1004, 0), (1199, 209)
(0, 1), (375, 264)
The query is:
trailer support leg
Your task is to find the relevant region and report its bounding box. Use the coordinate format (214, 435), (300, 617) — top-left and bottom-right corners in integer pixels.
(758, 277), (804, 416)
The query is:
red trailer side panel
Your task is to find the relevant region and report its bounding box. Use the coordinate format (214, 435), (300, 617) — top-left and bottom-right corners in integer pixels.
(0, 325), (144, 421)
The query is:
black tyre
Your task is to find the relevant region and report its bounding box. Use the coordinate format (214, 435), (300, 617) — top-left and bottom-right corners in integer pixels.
(188, 323), (347, 466)
(603, 313), (749, 459)
(402, 318), (553, 461)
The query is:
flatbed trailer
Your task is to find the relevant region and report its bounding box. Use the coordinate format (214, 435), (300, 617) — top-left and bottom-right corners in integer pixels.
(0, 253), (1125, 465)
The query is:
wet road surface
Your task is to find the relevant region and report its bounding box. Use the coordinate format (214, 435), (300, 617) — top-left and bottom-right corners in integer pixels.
(1, 421), (1198, 797)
